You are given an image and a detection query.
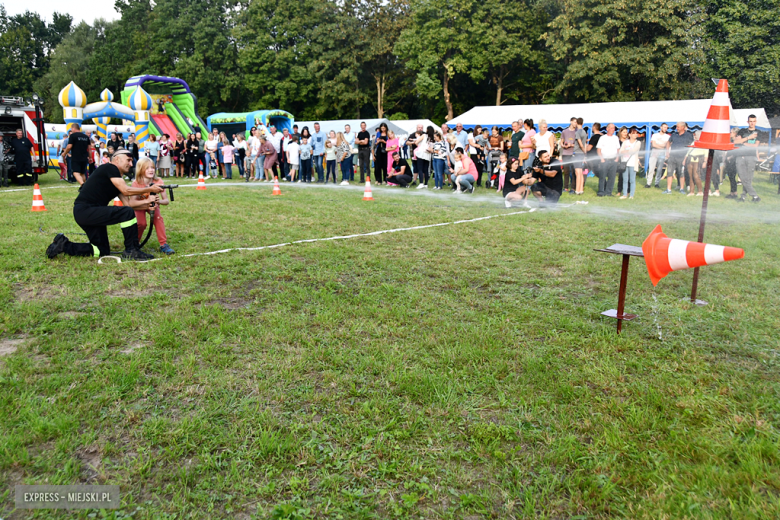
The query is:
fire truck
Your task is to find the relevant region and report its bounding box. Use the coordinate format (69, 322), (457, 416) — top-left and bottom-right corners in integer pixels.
(0, 94), (48, 184)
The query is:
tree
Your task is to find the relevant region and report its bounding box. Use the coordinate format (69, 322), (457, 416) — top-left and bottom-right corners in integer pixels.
(699, 0), (780, 114)
(544, 0), (703, 102)
(396, 0), (476, 121)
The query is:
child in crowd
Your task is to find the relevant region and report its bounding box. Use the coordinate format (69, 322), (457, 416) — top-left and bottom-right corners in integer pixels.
(101, 151), (110, 165)
(221, 137), (234, 180)
(286, 135), (300, 182)
(299, 136), (313, 183)
(431, 132), (447, 190)
(325, 138), (337, 183)
(496, 153), (508, 193)
(132, 157), (175, 255)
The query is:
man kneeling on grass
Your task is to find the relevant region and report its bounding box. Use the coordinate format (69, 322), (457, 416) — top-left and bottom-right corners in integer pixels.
(45, 150), (165, 261)
(530, 150), (563, 204)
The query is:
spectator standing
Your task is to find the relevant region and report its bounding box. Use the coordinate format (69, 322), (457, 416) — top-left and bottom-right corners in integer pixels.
(126, 134), (140, 173)
(453, 123), (469, 149)
(261, 135), (276, 182)
(520, 120), (536, 170)
(311, 122), (326, 182)
(414, 126), (434, 188)
(407, 124), (424, 181)
(357, 122), (372, 183)
(158, 134), (172, 178)
(173, 133), (185, 178)
(486, 126), (505, 176)
(616, 127), (629, 196)
(645, 123), (669, 188)
(336, 132), (352, 185)
(186, 133), (199, 178)
(299, 136), (313, 183)
(221, 138), (235, 179)
(286, 135), (300, 182)
(146, 134), (159, 169)
(732, 114), (762, 202)
(586, 123), (602, 190)
(560, 117), (578, 193)
(374, 123), (388, 184)
(205, 131), (220, 178)
(532, 120), (555, 158)
(431, 132), (447, 190)
(324, 138), (337, 183)
(344, 125), (356, 181)
(573, 117), (588, 194)
(508, 120), (525, 160)
(663, 122), (693, 194)
(619, 128), (641, 199)
(279, 128), (292, 180)
(596, 123), (621, 196)
(685, 132), (707, 197)
(268, 126), (283, 179)
(386, 130), (400, 175)
(233, 133), (246, 180)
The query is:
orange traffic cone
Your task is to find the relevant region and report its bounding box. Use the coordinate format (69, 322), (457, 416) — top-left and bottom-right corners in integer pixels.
(272, 176), (281, 196)
(362, 178), (374, 201)
(112, 196), (123, 206)
(196, 172), (207, 190)
(31, 184), (47, 212)
(691, 79), (736, 151)
(642, 225), (744, 286)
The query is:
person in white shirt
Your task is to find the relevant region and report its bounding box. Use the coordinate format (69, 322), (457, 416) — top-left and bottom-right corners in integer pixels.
(596, 123), (621, 196)
(286, 135), (300, 182)
(619, 128), (642, 199)
(343, 124), (356, 181)
(205, 134), (219, 179)
(532, 120), (556, 157)
(646, 123), (670, 188)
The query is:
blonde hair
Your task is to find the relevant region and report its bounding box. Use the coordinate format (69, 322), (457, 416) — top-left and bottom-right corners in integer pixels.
(336, 132), (347, 146)
(135, 157), (158, 183)
(388, 130), (395, 139)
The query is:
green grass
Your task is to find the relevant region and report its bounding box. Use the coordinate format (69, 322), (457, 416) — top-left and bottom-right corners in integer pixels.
(1, 172), (779, 519)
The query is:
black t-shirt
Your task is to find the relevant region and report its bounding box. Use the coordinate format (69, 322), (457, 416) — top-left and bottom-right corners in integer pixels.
(127, 143), (139, 160)
(391, 158), (409, 175)
(587, 134), (601, 157)
(9, 137), (33, 162)
(375, 133), (387, 155)
(503, 167), (525, 197)
(74, 163), (122, 206)
(533, 158), (563, 194)
(357, 131), (371, 150)
(68, 132), (91, 163)
(108, 138), (124, 150)
(735, 127), (764, 156)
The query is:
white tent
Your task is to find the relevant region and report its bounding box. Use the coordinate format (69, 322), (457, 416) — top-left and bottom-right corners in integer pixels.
(293, 118), (408, 139)
(389, 119), (439, 138)
(447, 100), (771, 131)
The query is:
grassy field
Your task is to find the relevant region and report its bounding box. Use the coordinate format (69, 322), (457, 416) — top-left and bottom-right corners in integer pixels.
(1, 171), (779, 519)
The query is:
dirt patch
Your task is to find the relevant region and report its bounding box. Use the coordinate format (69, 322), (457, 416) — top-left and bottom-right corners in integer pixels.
(121, 343), (144, 354)
(15, 283), (66, 303)
(214, 297), (254, 310)
(0, 336), (29, 358)
(76, 446), (103, 483)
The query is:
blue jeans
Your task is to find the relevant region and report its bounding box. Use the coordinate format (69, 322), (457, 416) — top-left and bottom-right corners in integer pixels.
(433, 158), (446, 189)
(326, 160), (337, 183)
(622, 166), (636, 197)
(300, 158), (312, 182)
(523, 152), (535, 171)
(451, 173), (475, 190)
(340, 160), (350, 182)
(236, 156), (245, 178)
(313, 154), (324, 182)
(254, 156), (265, 180)
(345, 156), (354, 181)
(225, 163), (233, 179)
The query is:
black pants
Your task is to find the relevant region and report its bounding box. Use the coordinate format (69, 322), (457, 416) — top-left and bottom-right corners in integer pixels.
(389, 174), (412, 187)
(184, 154), (198, 177)
(725, 156), (738, 193)
(417, 159), (430, 185)
(0, 163), (8, 185)
(64, 204), (140, 257)
(374, 153), (387, 183)
(358, 149), (371, 182)
(470, 154), (483, 186)
(16, 160), (33, 185)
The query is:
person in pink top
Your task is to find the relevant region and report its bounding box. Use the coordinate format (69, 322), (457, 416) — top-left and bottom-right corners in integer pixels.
(132, 157), (175, 255)
(450, 147), (478, 193)
(385, 130), (399, 174)
(520, 119), (536, 170)
(221, 137), (235, 179)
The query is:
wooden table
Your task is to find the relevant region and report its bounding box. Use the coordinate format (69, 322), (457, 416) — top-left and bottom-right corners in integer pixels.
(593, 244), (644, 333)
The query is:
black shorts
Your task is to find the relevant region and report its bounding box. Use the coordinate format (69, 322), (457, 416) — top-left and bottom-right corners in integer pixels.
(532, 183), (561, 203)
(70, 159), (89, 174)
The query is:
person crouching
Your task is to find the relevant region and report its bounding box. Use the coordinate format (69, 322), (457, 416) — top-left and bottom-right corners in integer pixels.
(133, 157), (175, 255)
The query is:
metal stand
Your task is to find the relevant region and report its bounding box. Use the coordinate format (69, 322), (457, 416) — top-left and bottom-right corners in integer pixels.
(690, 149), (716, 305)
(594, 244), (644, 333)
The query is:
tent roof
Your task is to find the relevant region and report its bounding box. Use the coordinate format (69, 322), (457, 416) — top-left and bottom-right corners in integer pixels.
(293, 118), (408, 137)
(448, 100), (771, 129)
(389, 119), (439, 135)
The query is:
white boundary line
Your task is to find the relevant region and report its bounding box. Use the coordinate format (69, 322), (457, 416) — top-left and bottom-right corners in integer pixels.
(151, 207), (537, 262)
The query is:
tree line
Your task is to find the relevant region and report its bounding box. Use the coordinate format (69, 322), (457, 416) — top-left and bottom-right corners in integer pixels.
(0, 0), (777, 125)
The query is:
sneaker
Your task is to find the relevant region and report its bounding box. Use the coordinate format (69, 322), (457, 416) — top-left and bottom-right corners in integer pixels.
(160, 244), (175, 255)
(687, 192), (694, 197)
(340, 180), (349, 186)
(469, 185), (475, 194)
(679, 189), (685, 194)
(122, 248), (155, 261)
(620, 195), (627, 199)
(662, 190), (672, 194)
(629, 196), (634, 199)
(713, 191), (720, 197)
(644, 184), (652, 188)
(696, 193), (703, 197)
(416, 184), (427, 189)
(752, 196), (761, 203)
(725, 193), (737, 199)
(738, 196), (746, 202)
(505, 200), (512, 208)
(46, 233), (69, 259)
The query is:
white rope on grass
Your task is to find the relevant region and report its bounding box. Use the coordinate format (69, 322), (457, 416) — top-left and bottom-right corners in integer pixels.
(157, 207), (537, 262)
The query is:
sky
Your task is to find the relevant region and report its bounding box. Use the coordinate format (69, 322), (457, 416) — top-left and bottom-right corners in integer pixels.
(2, 0), (120, 25)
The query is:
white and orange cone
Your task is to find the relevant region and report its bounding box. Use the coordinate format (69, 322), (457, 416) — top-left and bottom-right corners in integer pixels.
(692, 79), (736, 151)
(31, 184), (47, 212)
(272, 176), (282, 196)
(642, 225), (744, 286)
(111, 196), (123, 207)
(196, 172), (207, 190)
(362, 178), (374, 201)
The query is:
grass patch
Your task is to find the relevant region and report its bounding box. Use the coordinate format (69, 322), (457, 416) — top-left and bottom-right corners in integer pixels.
(1, 173), (779, 519)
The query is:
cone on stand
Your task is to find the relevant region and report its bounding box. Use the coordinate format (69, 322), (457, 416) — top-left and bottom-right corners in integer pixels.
(642, 225), (744, 286)
(196, 172), (207, 190)
(31, 184), (47, 212)
(111, 196), (123, 206)
(272, 176), (282, 196)
(691, 79), (736, 151)
(362, 178), (374, 201)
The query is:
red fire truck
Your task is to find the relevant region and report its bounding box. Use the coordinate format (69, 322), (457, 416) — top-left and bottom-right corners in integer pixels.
(1, 94), (48, 184)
